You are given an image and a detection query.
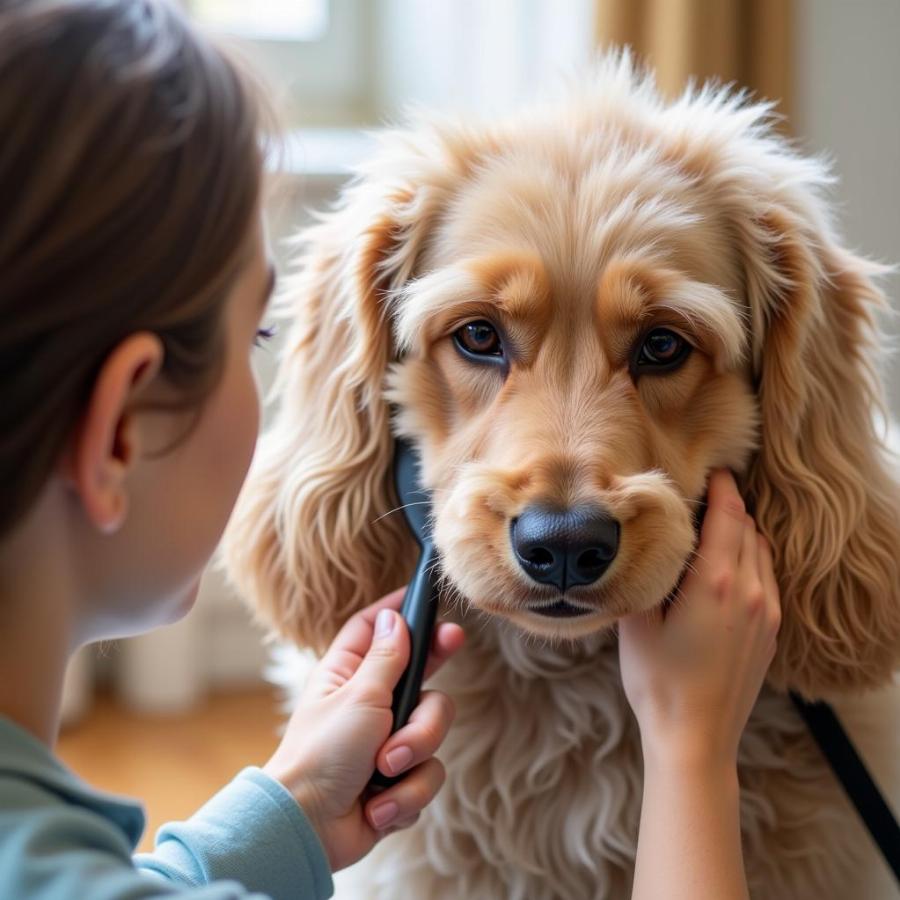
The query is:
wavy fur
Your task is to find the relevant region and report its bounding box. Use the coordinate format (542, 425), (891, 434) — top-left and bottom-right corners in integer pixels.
(225, 52), (900, 898)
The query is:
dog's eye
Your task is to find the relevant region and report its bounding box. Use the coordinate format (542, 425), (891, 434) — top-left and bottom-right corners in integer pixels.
(636, 328), (691, 371)
(454, 320), (503, 358)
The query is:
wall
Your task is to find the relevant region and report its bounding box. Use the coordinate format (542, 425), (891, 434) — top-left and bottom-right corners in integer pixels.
(794, 0), (900, 415)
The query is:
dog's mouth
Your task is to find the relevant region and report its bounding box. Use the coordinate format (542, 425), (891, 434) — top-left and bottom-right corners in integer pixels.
(526, 599), (596, 618)
(435, 476), (699, 641)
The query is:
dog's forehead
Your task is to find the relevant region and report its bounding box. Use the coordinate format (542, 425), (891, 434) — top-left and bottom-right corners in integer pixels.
(433, 144), (736, 314)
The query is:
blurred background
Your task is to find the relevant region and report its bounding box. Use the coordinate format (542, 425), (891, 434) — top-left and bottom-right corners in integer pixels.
(58, 0), (900, 849)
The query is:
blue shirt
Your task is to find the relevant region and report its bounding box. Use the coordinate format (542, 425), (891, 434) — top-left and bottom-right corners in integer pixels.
(0, 716), (334, 899)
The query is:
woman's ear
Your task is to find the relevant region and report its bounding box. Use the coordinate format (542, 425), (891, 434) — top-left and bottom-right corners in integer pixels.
(63, 332), (164, 534)
(743, 204), (900, 698)
(223, 124), (486, 653)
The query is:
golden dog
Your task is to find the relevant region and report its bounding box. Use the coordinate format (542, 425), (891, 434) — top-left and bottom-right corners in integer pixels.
(226, 53), (900, 899)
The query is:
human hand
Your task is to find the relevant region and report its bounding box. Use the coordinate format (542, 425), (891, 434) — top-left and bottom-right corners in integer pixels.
(618, 469), (781, 772)
(262, 588), (465, 871)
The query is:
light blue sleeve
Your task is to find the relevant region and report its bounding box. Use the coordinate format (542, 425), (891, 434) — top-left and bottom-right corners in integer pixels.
(0, 768), (333, 900)
(136, 767), (333, 900)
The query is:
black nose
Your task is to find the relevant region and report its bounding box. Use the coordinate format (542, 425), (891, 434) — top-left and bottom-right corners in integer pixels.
(511, 505), (620, 591)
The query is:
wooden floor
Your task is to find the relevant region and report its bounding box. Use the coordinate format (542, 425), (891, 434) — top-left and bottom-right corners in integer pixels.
(57, 687), (284, 852)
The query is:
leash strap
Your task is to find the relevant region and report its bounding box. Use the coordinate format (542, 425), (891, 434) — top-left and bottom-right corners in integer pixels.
(790, 692), (900, 884)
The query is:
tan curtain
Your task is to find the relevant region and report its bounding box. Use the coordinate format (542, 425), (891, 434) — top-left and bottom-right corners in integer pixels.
(595, 0), (792, 125)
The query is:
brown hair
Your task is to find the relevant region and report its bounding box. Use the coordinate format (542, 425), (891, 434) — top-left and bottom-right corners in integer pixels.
(0, 0), (264, 538)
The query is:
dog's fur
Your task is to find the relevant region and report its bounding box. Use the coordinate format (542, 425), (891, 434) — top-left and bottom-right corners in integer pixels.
(225, 54), (900, 899)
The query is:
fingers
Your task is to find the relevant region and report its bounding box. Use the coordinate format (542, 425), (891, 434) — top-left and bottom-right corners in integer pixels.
(365, 758), (445, 831)
(738, 514), (758, 573)
(375, 690), (456, 778)
(315, 585), (465, 705)
(318, 589), (465, 688)
(757, 533), (782, 641)
(382, 813), (420, 836)
(757, 535), (778, 606)
(323, 588), (406, 664)
(697, 470), (747, 569)
(422, 622), (466, 681)
(348, 608), (411, 703)
(314, 588), (408, 688)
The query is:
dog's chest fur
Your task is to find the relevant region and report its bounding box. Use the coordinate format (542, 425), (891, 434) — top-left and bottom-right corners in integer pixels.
(314, 618), (900, 900)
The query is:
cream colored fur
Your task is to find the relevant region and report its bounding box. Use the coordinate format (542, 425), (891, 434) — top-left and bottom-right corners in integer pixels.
(225, 54), (900, 899)
(284, 641), (900, 899)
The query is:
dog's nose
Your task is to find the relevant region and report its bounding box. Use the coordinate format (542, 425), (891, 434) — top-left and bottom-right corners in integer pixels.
(510, 505), (620, 591)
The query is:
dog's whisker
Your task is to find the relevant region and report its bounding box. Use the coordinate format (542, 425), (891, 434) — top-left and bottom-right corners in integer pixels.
(667, 585), (690, 610)
(371, 501), (432, 525)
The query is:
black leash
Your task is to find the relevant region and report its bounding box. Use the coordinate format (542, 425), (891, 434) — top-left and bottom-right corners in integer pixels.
(790, 692), (900, 884)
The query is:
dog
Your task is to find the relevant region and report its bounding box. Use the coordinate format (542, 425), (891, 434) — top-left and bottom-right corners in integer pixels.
(224, 53), (900, 899)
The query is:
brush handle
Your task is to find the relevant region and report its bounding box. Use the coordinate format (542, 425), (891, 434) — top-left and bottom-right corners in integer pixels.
(369, 541), (439, 789)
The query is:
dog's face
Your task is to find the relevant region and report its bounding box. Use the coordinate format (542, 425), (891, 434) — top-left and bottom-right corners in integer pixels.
(387, 149), (758, 637)
(225, 58), (900, 695)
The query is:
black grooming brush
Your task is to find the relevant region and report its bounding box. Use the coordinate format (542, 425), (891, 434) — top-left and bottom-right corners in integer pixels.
(369, 438), (440, 789)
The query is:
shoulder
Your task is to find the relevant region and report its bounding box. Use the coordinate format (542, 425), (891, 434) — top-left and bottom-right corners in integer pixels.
(0, 768), (133, 845)
(0, 770), (72, 819)
(0, 772), (137, 888)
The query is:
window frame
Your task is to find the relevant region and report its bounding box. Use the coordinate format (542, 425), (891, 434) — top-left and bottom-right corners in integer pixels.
(187, 0), (377, 127)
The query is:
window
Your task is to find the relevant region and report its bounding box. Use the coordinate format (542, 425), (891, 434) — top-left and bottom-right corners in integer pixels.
(184, 0), (595, 151)
(186, 0), (374, 128)
(191, 0), (328, 42)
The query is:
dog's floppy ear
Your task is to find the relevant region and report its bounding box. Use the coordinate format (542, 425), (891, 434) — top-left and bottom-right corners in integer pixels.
(223, 127), (479, 653)
(742, 199), (900, 698)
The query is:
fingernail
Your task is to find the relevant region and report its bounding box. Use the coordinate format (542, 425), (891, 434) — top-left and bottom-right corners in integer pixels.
(370, 800), (399, 829)
(375, 609), (395, 638)
(385, 745), (413, 775)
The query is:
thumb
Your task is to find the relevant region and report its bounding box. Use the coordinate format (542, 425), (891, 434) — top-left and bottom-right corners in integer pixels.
(349, 608), (411, 703)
